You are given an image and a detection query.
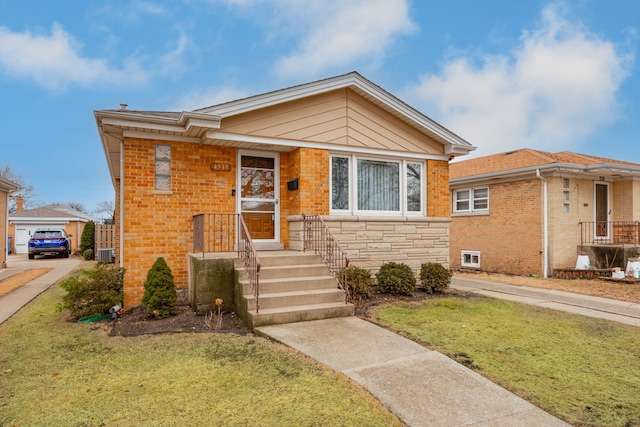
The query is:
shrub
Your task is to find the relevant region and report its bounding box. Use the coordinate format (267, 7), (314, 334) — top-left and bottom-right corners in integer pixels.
(142, 257), (178, 319)
(420, 262), (452, 294)
(80, 220), (95, 253)
(59, 264), (124, 319)
(83, 248), (94, 261)
(342, 265), (373, 306)
(376, 262), (416, 295)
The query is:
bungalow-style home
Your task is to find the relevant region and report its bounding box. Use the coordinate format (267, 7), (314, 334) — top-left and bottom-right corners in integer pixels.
(450, 148), (640, 277)
(1, 177), (20, 268)
(9, 202), (93, 255)
(94, 72), (475, 324)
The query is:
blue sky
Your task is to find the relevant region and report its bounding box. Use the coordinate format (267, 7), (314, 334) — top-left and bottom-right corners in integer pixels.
(0, 0), (637, 214)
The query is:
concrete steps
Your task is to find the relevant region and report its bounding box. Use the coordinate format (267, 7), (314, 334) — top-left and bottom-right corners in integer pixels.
(236, 251), (353, 328)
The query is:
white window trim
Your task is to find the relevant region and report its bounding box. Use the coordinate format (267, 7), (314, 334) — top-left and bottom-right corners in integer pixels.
(454, 187), (489, 214)
(330, 154), (425, 216)
(461, 250), (481, 268)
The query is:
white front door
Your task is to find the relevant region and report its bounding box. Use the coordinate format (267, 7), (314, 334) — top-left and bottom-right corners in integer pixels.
(237, 150), (280, 244)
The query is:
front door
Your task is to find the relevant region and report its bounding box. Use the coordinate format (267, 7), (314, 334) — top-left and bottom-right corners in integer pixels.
(595, 182), (609, 240)
(238, 151), (280, 242)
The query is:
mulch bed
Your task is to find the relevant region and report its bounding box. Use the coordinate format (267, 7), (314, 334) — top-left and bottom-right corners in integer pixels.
(109, 304), (250, 337)
(107, 288), (453, 337)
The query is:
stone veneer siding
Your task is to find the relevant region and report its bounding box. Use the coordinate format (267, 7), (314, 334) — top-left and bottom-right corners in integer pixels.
(288, 216), (450, 275)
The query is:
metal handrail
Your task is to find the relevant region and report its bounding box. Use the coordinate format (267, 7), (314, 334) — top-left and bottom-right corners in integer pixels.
(580, 221), (640, 245)
(238, 215), (261, 313)
(192, 213), (261, 312)
(302, 213), (350, 303)
(192, 213), (237, 255)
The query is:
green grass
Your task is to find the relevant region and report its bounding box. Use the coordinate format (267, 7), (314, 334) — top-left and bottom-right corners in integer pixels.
(0, 284), (402, 427)
(369, 294), (640, 427)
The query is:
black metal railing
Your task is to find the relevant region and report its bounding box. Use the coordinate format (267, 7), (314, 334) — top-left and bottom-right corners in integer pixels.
(580, 221), (640, 245)
(193, 213), (261, 312)
(238, 215), (261, 313)
(192, 213), (237, 253)
(302, 214), (350, 302)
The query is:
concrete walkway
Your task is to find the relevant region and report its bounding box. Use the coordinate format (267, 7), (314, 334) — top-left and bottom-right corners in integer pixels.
(257, 317), (568, 426)
(0, 254), (81, 324)
(451, 276), (640, 327)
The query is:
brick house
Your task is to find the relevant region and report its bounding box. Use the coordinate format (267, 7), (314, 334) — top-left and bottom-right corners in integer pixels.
(95, 72), (475, 309)
(1, 177), (19, 268)
(8, 202), (93, 255)
(450, 148), (640, 277)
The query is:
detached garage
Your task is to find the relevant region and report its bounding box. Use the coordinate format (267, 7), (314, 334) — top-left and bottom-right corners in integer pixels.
(9, 202), (93, 254)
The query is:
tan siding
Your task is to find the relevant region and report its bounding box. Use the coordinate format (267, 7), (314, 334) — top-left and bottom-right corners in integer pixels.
(220, 88), (444, 155)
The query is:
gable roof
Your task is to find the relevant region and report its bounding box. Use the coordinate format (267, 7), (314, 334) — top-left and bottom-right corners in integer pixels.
(95, 72), (475, 184)
(450, 148), (640, 184)
(9, 204), (94, 222)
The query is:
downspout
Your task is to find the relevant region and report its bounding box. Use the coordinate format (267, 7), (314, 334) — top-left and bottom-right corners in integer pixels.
(536, 169), (549, 278)
(119, 139), (125, 268)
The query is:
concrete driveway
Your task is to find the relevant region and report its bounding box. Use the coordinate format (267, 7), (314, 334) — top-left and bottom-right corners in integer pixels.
(0, 253), (82, 324)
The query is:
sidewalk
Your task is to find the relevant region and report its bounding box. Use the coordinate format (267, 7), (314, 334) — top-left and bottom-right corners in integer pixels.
(0, 254), (81, 324)
(256, 317), (569, 426)
(451, 276), (640, 327)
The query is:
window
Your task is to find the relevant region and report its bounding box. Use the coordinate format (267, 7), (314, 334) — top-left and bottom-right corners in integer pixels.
(330, 155), (424, 215)
(563, 178), (570, 188)
(155, 144), (171, 191)
(461, 251), (481, 268)
(454, 187), (489, 213)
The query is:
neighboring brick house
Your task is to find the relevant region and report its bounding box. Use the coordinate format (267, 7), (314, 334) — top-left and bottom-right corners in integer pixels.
(450, 148), (640, 277)
(9, 202), (93, 255)
(1, 177), (19, 268)
(95, 72), (475, 308)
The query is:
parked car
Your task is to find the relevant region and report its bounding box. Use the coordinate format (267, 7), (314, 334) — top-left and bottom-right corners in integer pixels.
(28, 228), (71, 259)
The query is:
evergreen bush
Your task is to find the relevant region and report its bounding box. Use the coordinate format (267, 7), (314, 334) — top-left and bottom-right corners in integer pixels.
(342, 265), (373, 306)
(142, 257), (178, 319)
(83, 248), (94, 261)
(376, 262), (416, 295)
(420, 262), (452, 294)
(59, 264), (124, 319)
(80, 220), (95, 253)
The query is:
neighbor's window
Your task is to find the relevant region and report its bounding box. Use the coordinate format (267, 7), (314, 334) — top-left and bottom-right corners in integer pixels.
(454, 187), (489, 213)
(461, 250), (481, 268)
(330, 155), (424, 215)
(155, 144), (171, 191)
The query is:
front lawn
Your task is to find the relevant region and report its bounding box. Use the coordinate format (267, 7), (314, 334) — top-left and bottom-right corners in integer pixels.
(369, 294), (640, 427)
(0, 284), (402, 426)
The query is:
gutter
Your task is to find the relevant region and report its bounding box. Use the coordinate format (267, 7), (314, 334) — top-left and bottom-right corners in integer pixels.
(536, 169), (549, 278)
(120, 138), (124, 269)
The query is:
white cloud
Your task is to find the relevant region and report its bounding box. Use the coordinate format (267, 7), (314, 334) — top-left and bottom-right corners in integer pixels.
(273, 0), (416, 78)
(219, 0), (416, 79)
(406, 4), (632, 156)
(0, 23), (147, 91)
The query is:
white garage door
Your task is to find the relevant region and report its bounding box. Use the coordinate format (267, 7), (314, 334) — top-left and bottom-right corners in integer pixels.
(14, 225), (63, 254)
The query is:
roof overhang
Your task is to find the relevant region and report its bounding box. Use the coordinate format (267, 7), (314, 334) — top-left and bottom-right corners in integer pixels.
(451, 163), (640, 188)
(0, 177), (20, 193)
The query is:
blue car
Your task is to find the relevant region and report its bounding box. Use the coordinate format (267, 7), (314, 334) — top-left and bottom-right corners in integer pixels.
(28, 228), (71, 259)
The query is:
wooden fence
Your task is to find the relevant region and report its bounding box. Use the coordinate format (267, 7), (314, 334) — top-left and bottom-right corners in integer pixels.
(95, 224), (115, 249)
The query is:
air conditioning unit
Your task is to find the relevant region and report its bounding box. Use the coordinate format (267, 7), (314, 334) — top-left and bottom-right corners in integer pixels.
(97, 248), (115, 263)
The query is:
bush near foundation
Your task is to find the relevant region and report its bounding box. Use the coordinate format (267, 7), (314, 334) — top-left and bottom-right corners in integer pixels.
(343, 265), (373, 305)
(420, 262), (452, 293)
(376, 262), (416, 295)
(80, 220), (95, 253)
(142, 257), (177, 319)
(59, 264), (124, 319)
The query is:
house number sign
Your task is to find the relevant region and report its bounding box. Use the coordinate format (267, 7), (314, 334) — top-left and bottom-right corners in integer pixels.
(210, 163), (231, 171)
